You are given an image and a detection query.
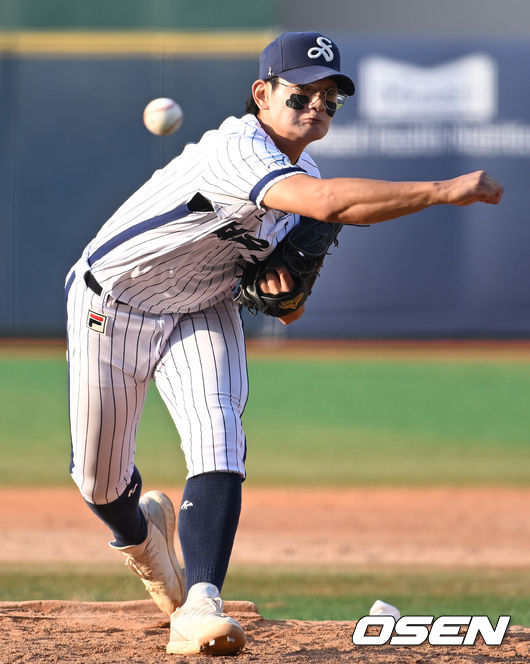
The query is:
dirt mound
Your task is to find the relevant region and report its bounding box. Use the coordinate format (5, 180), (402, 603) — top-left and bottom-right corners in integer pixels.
(2, 486), (529, 662)
(0, 600), (527, 663)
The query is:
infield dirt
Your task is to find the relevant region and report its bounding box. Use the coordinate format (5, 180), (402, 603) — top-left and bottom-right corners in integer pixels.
(1, 486), (529, 663)
(2, 486), (529, 568)
(1, 598), (528, 664)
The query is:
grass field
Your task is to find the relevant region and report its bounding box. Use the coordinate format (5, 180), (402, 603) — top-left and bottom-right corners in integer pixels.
(0, 344), (528, 623)
(1, 564), (528, 625)
(0, 349), (528, 486)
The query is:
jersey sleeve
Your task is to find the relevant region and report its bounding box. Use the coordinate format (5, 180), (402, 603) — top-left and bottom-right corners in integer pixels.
(296, 151), (321, 179)
(202, 121), (308, 210)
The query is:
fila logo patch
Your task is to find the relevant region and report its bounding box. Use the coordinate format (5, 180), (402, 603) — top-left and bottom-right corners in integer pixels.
(87, 310), (108, 334)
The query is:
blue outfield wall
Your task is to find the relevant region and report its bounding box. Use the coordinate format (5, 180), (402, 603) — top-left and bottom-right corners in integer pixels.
(1, 35), (529, 338)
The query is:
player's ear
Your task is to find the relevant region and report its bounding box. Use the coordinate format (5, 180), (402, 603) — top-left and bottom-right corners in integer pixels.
(252, 80), (270, 111)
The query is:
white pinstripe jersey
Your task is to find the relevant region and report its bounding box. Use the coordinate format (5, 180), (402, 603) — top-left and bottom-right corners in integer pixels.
(79, 114), (321, 314)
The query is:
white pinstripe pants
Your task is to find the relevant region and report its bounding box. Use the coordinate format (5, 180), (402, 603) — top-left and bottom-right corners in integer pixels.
(65, 272), (248, 504)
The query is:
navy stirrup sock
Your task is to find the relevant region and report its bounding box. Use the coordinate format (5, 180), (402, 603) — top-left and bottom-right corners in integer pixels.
(85, 466), (147, 547)
(178, 472), (242, 593)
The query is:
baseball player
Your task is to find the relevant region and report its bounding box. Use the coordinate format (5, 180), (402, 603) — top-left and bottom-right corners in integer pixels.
(64, 31), (503, 656)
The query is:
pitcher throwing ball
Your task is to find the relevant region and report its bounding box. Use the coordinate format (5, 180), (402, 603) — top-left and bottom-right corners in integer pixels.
(64, 31), (503, 656)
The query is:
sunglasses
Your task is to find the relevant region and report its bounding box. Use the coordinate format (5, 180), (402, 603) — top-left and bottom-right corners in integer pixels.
(277, 81), (347, 115)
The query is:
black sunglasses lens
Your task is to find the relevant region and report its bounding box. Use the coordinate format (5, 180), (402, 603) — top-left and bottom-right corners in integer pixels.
(295, 94), (310, 106)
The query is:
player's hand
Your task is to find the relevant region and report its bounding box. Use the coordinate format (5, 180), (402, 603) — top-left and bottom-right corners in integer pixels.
(278, 304), (305, 325)
(258, 266), (305, 325)
(258, 265), (295, 295)
(442, 170), (504, 206)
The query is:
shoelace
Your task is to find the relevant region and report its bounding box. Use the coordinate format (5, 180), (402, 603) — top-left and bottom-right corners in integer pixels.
(184, 596), (225, 619)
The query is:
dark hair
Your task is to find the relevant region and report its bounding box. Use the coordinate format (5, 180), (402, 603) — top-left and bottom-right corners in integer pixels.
(245, 77), (279, 116)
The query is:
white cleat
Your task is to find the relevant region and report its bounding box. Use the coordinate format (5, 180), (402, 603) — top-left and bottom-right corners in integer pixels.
(166, 582), (246, 656)
(110, 490), (186, 616)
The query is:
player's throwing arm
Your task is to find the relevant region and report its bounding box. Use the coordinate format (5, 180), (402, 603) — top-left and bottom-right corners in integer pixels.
(262, 170), (504, 226)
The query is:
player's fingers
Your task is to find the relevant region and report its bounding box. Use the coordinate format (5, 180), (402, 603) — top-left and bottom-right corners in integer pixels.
(481, 190), (503, 204)
(258, 272), (280, 294)
(484, 181), (504, 204)
(477, 172), (504, 204)
(275, 266), (295, 292)
(450, 171), (504, 206)
(258, 268), (295, 294)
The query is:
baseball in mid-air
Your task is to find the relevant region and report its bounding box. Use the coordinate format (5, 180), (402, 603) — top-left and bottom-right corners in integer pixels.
(143, 97), (183, 135)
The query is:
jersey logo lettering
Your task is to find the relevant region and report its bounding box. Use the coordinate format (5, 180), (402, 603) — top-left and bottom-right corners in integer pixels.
(181, 500), (194, 511)
(214, 222), (270, 251)
(87, 310), (108, 334)
(308, 37), (334, 63)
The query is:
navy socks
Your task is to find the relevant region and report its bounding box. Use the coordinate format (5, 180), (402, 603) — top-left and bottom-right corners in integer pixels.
(85, 466), (147, 547)
(178, 472), (242, 593)
(84, 468), (242, 593)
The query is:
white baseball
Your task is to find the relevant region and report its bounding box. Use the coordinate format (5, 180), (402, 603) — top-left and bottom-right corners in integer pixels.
(143, 97), (183, 135)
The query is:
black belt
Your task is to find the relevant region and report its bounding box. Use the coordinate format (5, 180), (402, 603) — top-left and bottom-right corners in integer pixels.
(84, 270), (103, 296)
(84, 271), (127, 305)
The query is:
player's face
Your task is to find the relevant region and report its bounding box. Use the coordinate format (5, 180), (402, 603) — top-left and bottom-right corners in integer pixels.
(266, 77), (338, 149)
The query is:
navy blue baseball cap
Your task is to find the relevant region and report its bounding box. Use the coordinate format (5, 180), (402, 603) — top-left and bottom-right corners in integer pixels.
(259, 32), (355, 96)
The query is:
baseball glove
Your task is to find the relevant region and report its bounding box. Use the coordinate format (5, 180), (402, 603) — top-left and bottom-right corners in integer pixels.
(235, 217), (343, 317)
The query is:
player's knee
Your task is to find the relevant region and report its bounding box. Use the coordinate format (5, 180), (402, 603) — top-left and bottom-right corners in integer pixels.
(70, 466), (130, 505)
(71, 477), (107, 505)
(182, 412), (246, 476)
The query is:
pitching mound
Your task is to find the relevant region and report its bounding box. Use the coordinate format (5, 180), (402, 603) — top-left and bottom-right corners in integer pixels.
(1, 600), (528, 663)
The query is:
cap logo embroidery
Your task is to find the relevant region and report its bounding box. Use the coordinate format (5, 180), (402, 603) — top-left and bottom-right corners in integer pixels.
(307, 37), (334, 63)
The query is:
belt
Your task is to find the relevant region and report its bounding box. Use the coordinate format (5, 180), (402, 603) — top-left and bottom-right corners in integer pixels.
(84, 270), (103, 296)
(84, 271), (127, 305)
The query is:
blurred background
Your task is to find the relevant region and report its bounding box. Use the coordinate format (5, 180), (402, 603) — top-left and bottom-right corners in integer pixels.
(1, 0), (529, 339)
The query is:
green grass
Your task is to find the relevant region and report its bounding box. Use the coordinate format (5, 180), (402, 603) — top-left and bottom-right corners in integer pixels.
(243, 358), (530, 486)
(1, 349), (527, 628)
(223, 567), (530, 625)
(0, 352), (528, 486)
(1, 563), (528, 625)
